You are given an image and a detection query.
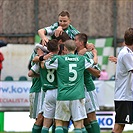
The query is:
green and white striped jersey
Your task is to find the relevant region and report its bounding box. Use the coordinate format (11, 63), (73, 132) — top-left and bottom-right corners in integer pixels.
(45, 22), (80, 40)
(45, 54), (94, 100)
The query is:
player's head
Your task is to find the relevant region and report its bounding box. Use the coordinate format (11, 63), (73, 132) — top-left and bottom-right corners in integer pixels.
(64, 40), (76, 53)
(47, 39), (59, 53)
(56, 32), (71, 44)
(75, 33), (88, 47)
(124, 28), (133, 46)
(58, 10), (71, 29)
(56, 32), (71, 55)
(34, 42), (49, 55)
(75, 33), (88, 48)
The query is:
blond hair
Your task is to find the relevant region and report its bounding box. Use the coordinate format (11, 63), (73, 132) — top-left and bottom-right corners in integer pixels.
(64, 40), (76, 52)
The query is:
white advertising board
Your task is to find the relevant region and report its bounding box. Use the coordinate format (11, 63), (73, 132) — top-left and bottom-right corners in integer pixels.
(0, 81), (115, 110)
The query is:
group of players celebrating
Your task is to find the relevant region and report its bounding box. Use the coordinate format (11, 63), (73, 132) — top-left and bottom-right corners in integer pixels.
(28, 10), (101, 133)
(28, 11), (100, 133)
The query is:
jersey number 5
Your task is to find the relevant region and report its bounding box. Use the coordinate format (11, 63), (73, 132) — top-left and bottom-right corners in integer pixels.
(69, 64), (77, 82)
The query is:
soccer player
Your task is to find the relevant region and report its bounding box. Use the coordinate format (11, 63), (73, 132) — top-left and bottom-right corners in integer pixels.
(31, 37), (70, 133)
(30, 40), (58, 133)
(38, 10), (79, 45)
(74, 33), (101, 133)
(28, 44), (47, 133)
(45, 40), (98, 133)
(112, 28), (133, 133)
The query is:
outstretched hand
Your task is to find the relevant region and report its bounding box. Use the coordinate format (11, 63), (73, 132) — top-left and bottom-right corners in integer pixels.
(86, 43), (95, 51)
(42, 37), (49, 46)
(55, 26), (63, 37)
(108, 56), (117, 63)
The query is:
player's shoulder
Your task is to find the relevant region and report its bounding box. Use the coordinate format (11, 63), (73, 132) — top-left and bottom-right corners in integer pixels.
(47, 22), (59, 30)
(68, 24), (79, 32)
(84, 51), (93, 59)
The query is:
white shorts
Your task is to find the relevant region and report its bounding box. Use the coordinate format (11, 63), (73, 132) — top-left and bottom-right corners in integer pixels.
(55, 99), (87, 122)
(29, 90), (45, 119)
(85, 88), (100, 114)
(42, 89), (57, 119)
(38, 89), (45, 114)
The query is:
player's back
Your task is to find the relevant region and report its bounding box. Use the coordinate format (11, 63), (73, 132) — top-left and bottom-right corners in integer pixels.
(54, 54), (93, 100)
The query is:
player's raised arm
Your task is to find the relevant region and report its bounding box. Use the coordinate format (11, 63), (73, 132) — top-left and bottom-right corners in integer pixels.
(38, 28), (49, 46)
(28, 64), (40, 77)
(92, 48), (98, 64)
(87, 67), (100, 78)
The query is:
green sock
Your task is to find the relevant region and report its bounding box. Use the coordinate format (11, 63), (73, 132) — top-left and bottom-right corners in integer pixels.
(82, 127), (87, 133)
(85, 123), (93, 133)
(63, 126), (68, 133)
(74, 128), (82, 133)
(41, 126), (49, 133)
(55, 126), (64, 133)
(91, 120), (100, 133)
(52, 124), (55, 133)
(32, 124), (42, 133)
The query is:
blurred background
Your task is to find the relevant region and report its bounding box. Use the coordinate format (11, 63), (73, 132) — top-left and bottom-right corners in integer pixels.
(0, 0), (133, 132)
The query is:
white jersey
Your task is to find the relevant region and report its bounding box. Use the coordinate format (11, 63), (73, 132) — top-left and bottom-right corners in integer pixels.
(114, 46), (133, 101)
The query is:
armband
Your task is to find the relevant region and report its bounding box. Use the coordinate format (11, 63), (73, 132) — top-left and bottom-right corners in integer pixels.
(39, 55), (44, 61)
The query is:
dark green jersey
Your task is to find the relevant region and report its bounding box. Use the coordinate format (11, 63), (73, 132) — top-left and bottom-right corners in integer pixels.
(31, 63), (57, 92)
(84, 52), (100, 92)
(39, 66), (57, 92)
(29, 51), (41, 93)
(29, 77), (42, 93)
(45, 54), (94, 100)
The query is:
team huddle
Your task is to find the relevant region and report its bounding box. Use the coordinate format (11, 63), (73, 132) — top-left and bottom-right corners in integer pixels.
(28, 10), (133, 133)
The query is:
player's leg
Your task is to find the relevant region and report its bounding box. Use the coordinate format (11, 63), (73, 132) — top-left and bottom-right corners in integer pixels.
(73, 120), (83, 133)
(41, 89), (57, 133)
(84, 90), (100, 133)
(32, 90), (44, 133)
(55, 101), (71, 133)
(41, 117), (53, 133)
(112, 123), (125, 133)
(29, 92), (42, 133)
(32, 113), (44, 133)
(51, 120), (56, 133)
(112, 101), (133, 133)
(55, 119), (64, 133)
(81, 119), (87, 133)
(62, 121), (69, 133)
(87, 112), (100, 133)
(71, 99), (87, 133)
(51, 119), (68, 133)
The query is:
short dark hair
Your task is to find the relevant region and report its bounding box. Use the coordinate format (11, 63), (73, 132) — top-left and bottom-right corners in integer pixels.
(75, 33), (88, 47)
(58, 44), (64, 55)
(55, 32), (70, 42)
(124, 28), (133, 45)
(47, 39), (58, 52)
(58, 10), (70, 18)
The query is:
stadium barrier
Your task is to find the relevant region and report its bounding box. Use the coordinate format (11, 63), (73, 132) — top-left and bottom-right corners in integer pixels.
(0, 80), (115, 111)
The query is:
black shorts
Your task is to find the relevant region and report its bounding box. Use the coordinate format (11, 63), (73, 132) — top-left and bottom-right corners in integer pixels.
(114, 101), (133, 124)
